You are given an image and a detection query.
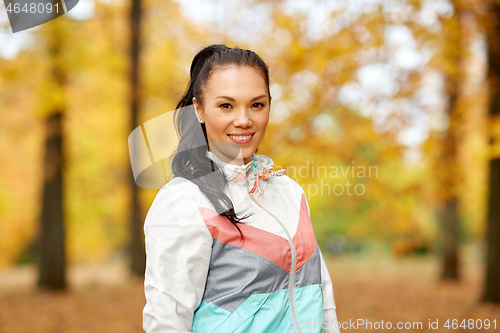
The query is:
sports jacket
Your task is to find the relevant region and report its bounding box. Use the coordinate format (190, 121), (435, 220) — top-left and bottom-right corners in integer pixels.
(143, 151), (341, 333)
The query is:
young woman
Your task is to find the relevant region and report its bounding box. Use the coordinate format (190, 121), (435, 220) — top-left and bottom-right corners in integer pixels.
(143, 44), (341, 333)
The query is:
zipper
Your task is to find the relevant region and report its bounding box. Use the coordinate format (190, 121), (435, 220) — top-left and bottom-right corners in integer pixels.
(244, 162), (302, 333)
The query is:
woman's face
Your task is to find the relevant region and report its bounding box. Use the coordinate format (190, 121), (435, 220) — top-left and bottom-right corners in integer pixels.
(193, 65), (271, 166)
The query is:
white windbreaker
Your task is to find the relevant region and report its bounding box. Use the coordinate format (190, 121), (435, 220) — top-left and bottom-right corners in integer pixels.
(143, 151), (341, 333)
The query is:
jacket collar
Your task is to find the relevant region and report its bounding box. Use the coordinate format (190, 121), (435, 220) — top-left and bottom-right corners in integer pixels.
(206, 150), (274, 181)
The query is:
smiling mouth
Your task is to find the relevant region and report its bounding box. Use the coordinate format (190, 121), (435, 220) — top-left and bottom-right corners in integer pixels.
(228, 133), (255, 140)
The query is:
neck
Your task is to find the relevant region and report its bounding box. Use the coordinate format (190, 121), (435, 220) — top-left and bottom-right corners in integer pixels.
(208, 148), (252, 166)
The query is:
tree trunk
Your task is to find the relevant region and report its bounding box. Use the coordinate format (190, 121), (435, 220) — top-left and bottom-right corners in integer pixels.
(483, 159), (500, 303)
(37, 22), (67, 288)
(129, 0), (145, 276)
(440, 83), (461, 280)
(482, 0), (500, 304)
(439, 2), (464, 281)
(441, 197), (460, 280)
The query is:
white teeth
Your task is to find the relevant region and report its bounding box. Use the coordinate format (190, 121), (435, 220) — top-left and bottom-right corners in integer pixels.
(229, 134), (252, 140)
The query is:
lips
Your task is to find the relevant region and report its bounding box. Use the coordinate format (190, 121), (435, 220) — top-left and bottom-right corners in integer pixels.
(228, 133), (255, 144)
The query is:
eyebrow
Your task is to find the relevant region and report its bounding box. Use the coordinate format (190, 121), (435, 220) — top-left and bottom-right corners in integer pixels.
(215, 94), (267, 102)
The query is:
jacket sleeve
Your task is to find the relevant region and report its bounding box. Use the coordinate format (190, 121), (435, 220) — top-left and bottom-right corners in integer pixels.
(143, 181), (212, 333)
(319, 248), (341, 333)
(295, 183), (341, 333)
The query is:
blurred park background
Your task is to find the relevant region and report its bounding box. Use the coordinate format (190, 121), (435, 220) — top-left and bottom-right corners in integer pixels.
(1, 0), (500, 331)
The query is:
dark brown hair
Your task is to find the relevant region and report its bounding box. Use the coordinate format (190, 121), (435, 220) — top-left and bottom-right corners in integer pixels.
(171, 44), (271, 237)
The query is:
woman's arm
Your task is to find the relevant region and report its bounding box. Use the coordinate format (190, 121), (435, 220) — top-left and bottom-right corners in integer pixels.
(319, 248), (341, 333)
(143, 180), (212, 333)
(292, 180), (341, 333)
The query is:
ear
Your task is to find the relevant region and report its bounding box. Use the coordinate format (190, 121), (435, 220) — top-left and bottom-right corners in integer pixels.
(192, 97), (203, 121)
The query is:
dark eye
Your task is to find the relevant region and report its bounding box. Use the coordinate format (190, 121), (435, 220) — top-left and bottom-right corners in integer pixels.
(220, 103), (232, 109)
(252, 102), (264, 108)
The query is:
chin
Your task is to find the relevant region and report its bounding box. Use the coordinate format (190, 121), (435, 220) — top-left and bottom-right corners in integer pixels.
(242, 148), (256, 157)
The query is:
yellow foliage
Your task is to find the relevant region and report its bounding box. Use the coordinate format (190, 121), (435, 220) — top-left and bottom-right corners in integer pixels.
(0, 0), (492, 267)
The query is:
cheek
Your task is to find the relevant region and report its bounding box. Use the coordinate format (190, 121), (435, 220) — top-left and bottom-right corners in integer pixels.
(206, 120), (228, 140)
(257, 115), (269, 133)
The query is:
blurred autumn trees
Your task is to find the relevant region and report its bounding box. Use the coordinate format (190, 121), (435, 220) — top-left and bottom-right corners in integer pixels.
(0, 0), (498, 301)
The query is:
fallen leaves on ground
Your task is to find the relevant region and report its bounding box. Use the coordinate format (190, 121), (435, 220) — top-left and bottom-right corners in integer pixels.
(0, 253), (499, 332)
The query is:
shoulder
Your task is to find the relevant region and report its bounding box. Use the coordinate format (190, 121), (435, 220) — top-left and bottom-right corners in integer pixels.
(281, 175), (306, 198)
(285, 175), (306, 194)
(145, 177), (211, 228)
(265, 173), (306, 204)
(158, 176), (211, 205)
(161, 176), (199, 195)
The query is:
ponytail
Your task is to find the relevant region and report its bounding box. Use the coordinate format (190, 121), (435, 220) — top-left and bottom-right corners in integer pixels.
(171, 44), (271, 239)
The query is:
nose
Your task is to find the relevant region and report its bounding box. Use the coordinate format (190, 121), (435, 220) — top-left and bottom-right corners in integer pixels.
(233, 108), (252, 127)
